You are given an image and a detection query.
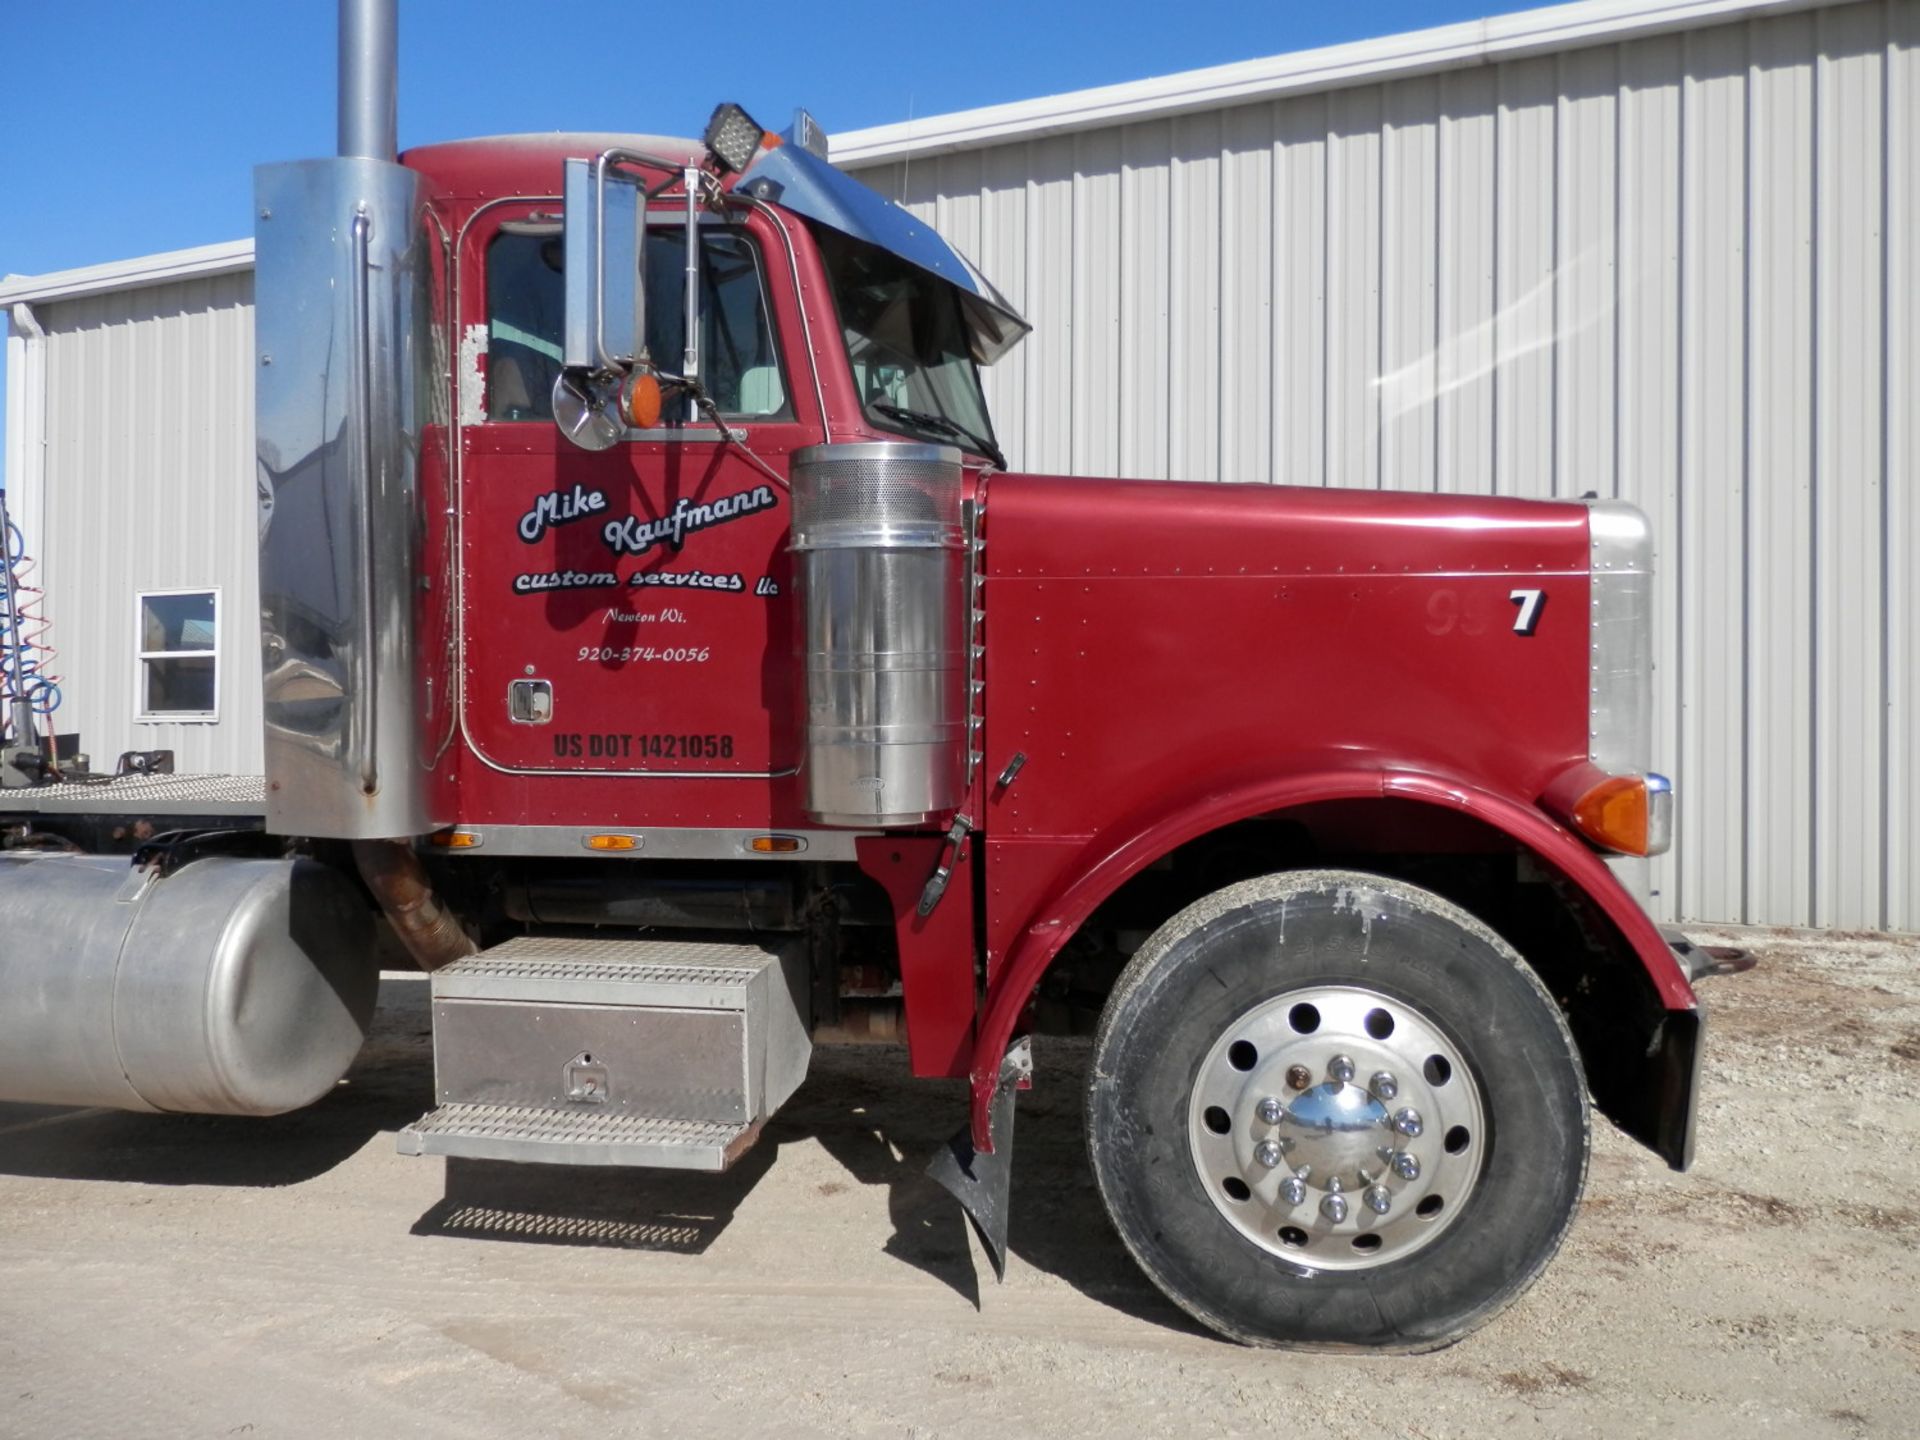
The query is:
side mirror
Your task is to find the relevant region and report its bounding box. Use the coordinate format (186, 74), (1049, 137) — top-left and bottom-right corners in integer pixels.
(563, 156), (645, 371)
(556, 156), (646, 449)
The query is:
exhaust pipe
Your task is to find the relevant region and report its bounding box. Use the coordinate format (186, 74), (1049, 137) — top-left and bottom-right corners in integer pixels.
(338, 0), (397, 161)
(353, 840), (475, 972)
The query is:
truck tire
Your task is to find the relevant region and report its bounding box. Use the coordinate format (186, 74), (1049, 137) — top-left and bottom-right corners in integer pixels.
(1086, 868), (1588, 1350)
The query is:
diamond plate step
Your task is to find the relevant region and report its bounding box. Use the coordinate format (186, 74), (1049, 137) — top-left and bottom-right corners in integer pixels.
(429, 934), (782, 1009)
(396, 1102), (759, 1171)
(404, 934), (811, 1172)
(2, 771), (265, 817)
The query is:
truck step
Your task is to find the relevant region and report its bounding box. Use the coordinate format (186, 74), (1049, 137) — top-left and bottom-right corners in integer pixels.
(399, 935), (811, 1170)
(429, 934), (786, 1009)
(396, 1103), (757, 1171)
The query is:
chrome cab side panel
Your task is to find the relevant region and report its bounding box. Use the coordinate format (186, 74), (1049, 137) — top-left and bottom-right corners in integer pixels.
(254, 157), (446, 839)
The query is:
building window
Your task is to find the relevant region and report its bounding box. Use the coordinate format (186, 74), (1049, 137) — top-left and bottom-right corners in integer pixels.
(136, 589), (218, 721)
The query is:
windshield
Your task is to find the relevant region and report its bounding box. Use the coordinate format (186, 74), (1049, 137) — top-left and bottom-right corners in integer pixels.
(811, 222), (998, 460)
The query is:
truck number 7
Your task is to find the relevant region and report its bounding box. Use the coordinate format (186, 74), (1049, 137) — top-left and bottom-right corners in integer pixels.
(1509, 588), (1546, 636)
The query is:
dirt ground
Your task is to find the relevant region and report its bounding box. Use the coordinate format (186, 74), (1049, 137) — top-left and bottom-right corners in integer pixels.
(1, 925), (1916, 1439)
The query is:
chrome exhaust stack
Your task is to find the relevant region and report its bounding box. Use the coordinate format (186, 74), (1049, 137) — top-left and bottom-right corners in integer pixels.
(337, 0), (398, 163)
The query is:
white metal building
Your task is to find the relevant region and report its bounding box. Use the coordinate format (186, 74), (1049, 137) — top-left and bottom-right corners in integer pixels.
(3, 0), (1914, 930)
(3, 242), (258, 775)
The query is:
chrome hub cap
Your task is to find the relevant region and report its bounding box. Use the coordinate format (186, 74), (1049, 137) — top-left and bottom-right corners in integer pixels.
(1188, 984), (1486, 1270)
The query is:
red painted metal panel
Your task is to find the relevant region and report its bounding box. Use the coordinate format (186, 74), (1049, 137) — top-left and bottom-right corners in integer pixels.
(445, 197), (828, 830)
(980, 471), (1591, 963)
(415, 428), (461, 819)
(855, 835), (977, 1078)
(458, 426), (802, 782)
(405, 135), (706, 206)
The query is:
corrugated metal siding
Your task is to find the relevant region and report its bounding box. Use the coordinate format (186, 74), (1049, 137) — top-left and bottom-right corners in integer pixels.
(37, 272), (261, 774)
(849, 0), (1916, 930)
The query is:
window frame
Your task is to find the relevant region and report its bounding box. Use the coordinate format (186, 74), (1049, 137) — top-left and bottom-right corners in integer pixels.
(805, 220), (999, 460)
(133, 586), (221, 724)
(480, 214), (794, 428)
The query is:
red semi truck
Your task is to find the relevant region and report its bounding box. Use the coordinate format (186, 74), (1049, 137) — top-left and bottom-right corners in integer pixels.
(0, 1), (1727, 1350)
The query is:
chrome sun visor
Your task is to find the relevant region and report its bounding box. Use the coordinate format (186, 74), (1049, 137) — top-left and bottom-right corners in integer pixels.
(737, 142), (1031, 366)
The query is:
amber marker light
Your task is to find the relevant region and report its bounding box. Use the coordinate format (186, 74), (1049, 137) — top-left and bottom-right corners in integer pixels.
(747, 835), (805, 854)
(583, 834), (641, 852)
(1572, 776), (1650, 854)
(1543, 766), (1673, 857)
(623, 371), (662, 429)
(429, 828), (482, 849)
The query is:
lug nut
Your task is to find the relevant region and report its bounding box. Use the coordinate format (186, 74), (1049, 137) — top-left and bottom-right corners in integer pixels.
(1391, 1107), (1424, 1138)
(1279, 1176), (1308, 1207)
(1364, 1185), (1392, 1215)
(1391, 1151), (1421, 1182)
(1370, 1071), (1398, 1101)
(1320, 1192), (1349, 1224)
(1285, 1064), (1313, 1091)
(1328, 1055), (1356, 1085)
(1256, 1095), (1285, 1125)
(1254, 1139), (1283, 1169)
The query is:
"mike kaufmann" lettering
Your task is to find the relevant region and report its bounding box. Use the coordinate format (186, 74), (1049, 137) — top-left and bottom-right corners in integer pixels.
(601, 486), (778, 557)
(518, 484), (608, 543)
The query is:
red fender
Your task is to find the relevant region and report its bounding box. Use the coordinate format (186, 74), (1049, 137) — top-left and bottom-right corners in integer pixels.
(969, 767), (1695, 1150)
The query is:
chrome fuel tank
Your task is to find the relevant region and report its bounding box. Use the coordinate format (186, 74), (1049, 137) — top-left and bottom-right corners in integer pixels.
(0, 853), (377, 1114)
(790, 443), (968, 827)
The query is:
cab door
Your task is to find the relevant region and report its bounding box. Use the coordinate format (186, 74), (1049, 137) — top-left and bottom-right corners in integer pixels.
(457, 203), (817, 779)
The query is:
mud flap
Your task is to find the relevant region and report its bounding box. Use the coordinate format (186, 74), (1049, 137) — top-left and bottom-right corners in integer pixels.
(926, 1037), (1032, 1282)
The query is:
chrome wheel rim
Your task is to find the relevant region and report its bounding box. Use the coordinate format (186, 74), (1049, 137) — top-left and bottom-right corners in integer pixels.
(1187, 984), (1487, 1270)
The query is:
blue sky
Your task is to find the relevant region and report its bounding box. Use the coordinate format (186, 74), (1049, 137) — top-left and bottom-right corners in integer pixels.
(0, 0), (1544, 485)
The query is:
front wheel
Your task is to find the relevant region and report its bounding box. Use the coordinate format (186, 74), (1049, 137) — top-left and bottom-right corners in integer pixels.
(1087, 869), (1589, 1350)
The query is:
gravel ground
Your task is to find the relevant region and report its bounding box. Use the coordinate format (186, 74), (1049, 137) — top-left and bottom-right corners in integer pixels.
(1, 925), (1916, 1439)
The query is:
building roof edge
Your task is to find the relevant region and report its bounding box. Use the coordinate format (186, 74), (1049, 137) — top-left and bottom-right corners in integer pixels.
(827, 0), (1840, 166)
(0, 239), (255, 308)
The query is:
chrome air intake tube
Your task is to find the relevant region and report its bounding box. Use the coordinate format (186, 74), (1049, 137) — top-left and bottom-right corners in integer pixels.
(791, 443), (968, 828)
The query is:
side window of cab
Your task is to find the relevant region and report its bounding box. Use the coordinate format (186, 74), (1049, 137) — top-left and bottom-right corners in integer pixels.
(484, 224), (790, 423)
(485, 228), (566, 421)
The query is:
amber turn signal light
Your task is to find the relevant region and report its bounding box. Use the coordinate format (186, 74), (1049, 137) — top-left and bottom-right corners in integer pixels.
(1563, 771), (1674, 857)
(747, 835), (805, 854)
(1572, 776), (1650, 854)
(583, 834), (642, 852)
(1542, 765), (1673, 857)
(623, 371), (662, 430)
(429, 828), (482, 849)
